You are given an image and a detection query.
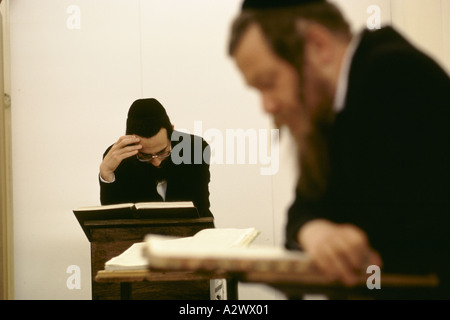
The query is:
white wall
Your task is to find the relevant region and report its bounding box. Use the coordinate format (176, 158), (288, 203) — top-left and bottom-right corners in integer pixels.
(8, 0), (449, 300)
(391, 0), (450, 73)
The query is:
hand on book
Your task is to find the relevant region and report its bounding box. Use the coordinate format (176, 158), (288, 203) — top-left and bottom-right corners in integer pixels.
(298, 219), (382, 286)
(100, 135), (142, 182)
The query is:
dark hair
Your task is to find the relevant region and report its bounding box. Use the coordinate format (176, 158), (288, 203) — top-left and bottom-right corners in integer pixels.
(125, 98), (173, 138)
(228, 2), (351, 70)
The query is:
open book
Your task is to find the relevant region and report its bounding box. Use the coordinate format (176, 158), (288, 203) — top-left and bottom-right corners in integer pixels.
(73, 201), (199, 221)
(104, 227), (260, 271)
(144, 231), (310, 274)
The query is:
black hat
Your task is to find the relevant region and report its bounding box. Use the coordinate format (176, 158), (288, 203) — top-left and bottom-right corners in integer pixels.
(126, 98), (172, 137)
(127, 98), (167, 119)
(242, 0), (325, 10)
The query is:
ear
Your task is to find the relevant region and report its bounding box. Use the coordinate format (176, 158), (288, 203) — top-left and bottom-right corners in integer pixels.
(303, 23), (335, 65)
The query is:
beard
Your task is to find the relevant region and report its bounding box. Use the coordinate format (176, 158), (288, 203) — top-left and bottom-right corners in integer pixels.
(291, 74), (335, 202)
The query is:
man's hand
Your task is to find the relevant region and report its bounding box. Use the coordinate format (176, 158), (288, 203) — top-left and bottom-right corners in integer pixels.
(298, 219), (382, 286)
(99, 135), (142, 182)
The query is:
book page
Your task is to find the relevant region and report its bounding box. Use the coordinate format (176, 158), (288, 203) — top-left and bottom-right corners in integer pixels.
(144, 228), (260, 256)
(74, 203), (134, 211)
(75, 201), (194, 212)
(134, 201), (194, 210)
(103, 228), (259, 271)
(104, 242), (148, 271)
(188, 228), (260, 248)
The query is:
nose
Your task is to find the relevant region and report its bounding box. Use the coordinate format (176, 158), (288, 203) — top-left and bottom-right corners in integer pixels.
(261, 94), (280, 115)
(151, 158), (163, 168)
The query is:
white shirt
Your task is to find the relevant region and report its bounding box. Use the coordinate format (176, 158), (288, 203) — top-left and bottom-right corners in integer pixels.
(156, 180), (167, 201)
(332, 32), (362, 114)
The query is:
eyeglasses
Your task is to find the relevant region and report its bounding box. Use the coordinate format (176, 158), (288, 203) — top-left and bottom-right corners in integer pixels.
(136, 146), (172, 162)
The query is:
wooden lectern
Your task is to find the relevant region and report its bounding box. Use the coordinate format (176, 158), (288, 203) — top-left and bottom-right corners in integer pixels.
(74, 211), (214, 300)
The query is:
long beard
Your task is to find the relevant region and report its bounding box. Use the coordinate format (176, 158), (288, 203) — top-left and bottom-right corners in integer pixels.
(294, 83), (335, 202)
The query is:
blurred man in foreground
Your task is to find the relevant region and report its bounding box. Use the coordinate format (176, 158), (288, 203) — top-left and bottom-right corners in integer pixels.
(229, 0), (450, 295)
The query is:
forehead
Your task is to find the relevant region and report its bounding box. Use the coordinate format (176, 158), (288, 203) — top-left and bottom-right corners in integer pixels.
(137, 128), (169, 153)
(233, 23), (287, 84)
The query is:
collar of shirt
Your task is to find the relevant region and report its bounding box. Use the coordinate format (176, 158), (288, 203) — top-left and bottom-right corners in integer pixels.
(332, 30), (363, 114)
(156, 180), (167, 201)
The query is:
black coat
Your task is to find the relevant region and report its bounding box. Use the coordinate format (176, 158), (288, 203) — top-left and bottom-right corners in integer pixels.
(100, 131), (213, 218)
(286, 27), (450, 283)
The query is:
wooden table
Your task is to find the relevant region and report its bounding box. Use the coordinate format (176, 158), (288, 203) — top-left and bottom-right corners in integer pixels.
(96, 267), (441, 300)
(95, 269), (238, 300)
(237, 270), (442, 299)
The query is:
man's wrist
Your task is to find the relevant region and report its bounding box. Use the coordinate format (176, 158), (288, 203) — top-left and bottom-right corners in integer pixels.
(99, 172), (115, 183)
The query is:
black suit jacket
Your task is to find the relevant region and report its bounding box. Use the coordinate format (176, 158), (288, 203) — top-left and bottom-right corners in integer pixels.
(286, 27), (450, 284)
(100, 131), (213, 218)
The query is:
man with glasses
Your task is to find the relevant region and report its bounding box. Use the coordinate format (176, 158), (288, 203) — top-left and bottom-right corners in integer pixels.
(99, 98), (213, 218)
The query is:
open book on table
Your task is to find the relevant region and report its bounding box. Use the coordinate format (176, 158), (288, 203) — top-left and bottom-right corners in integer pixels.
(143, 230), (310, 274)
(104, 227), (260, 271)
(73, 201), (199, 221)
